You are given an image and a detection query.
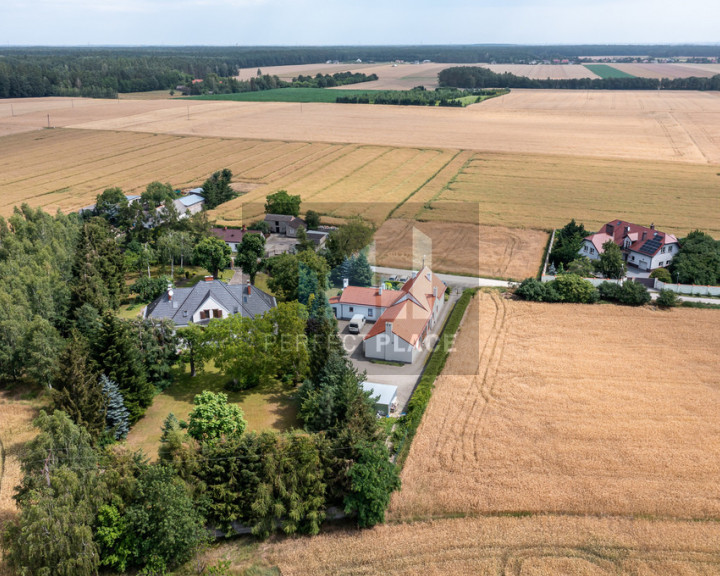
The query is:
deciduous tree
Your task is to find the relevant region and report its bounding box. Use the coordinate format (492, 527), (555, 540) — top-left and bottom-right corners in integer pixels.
(193, 235), (232, 279)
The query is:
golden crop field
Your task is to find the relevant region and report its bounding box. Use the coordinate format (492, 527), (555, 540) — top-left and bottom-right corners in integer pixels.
(418, 151), (720, 236)
(393, 294), (720, 521)
(260, 297), (720, 575)
(23, 89), (713, 164)
(372, 219), (548, 280)
(266, 515), (720, 576)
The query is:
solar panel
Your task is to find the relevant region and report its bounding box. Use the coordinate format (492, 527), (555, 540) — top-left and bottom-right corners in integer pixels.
(639, 238), (662, 255)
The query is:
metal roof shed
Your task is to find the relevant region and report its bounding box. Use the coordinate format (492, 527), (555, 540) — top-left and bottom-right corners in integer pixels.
(361, 382), (398, 417)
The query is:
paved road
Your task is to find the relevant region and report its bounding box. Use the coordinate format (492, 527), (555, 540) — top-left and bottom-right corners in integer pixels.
(648, 290), (719, 306)
(372, 266), (512, 289)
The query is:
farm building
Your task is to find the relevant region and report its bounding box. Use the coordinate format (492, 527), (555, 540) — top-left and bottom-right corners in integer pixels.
(211, 227), (264, 252)
(265, 213), (306, 238)
(361, 382), (398, 417)
(580, 220), (679, 271)
(330, 266), (446, 363)
(173, 194), (205, 218)
(144, 277), (275, 328)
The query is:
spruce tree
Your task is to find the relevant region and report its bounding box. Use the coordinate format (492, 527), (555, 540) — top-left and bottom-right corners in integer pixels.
(93, 313), (153, 423)
(51, 333), (107, 442)
(101, 374), (130, 440)
(71, 217), (126, 314)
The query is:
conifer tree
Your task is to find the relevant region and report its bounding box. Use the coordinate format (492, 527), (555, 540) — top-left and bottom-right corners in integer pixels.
(51, 333), (106, 441)
(93, 313), (153, 423)
(101, 374), (130, 440)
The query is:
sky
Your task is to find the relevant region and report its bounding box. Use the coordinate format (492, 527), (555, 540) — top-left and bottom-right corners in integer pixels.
(0, 0), (719, 47)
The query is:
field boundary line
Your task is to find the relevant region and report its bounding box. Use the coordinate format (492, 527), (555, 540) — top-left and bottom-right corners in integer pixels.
(386, 150), (462, 220)
(419, 152), (474, 217)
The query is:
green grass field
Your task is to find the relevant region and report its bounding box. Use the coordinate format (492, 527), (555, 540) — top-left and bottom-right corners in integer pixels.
(583, 64), (636, 79)
(125, 363), (299, 459)
(184, 88), (379, 103)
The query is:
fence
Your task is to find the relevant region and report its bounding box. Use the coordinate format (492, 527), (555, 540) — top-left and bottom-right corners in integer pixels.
(654, 280), (720, 296)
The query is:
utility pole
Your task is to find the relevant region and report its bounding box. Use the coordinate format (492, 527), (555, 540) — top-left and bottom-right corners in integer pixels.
(187, 106), (190, 120)
(47, 114), (50, 128)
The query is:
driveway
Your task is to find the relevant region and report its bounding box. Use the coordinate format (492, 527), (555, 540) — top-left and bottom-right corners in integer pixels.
(338, 290), (460, 414)
(265, 234), (297, 257)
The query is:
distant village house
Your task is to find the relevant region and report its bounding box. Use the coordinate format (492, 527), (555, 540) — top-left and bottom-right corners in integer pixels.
(580, 219), (679, 271)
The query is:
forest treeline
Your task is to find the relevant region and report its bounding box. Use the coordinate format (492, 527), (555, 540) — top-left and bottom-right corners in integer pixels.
(438, 66), (720, 91)
(2, 44), (720, 98)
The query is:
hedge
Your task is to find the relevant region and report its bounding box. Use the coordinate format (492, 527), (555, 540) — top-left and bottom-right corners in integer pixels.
(393, 288), (478, 469)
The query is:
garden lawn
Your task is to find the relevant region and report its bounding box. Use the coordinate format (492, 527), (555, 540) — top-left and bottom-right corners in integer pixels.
(124, 363), (299, 460)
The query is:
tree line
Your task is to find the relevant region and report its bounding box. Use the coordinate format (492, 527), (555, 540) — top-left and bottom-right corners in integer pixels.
(185, 71), (378, 96)
(336, 87), (505, 107)
(438, 66), (720, 91)
(4, 45), (720, 98)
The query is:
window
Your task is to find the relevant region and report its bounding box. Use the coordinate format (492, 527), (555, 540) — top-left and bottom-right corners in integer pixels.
(368, 309), (373, 318)
(590, 248), (595, 254)
(668, 245), (673, 252)
(182, 310), (188, 317)
(661, 247), (666, 254)
(631, 255), (635, 262)
(213, 309), (223, 319)
(583, 245), (588, 252)
(199, 310), (209, 320)
(348, 306), (354, 313)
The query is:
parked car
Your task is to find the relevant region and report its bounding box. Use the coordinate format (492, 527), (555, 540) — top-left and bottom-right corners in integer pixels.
(348, 313), (366, 334)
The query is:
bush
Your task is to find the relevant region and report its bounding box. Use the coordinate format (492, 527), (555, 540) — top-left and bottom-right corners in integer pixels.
(657, 289), (679, 307)
(650, 267), (672, 283)
(598, 281), (623, 301)
(515, 278), (556, 302)
(552, 274), (599, 303)
(618, 280), (651, 306)
(599, 280), (651, 306)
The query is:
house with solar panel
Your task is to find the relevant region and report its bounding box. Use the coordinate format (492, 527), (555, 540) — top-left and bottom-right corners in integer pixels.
(143, 277), (276, 328)
(580, 220), (679, 272)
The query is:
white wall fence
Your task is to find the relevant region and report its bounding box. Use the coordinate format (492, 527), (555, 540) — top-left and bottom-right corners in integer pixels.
(541, 275), (720, 296)
(654, 280), (720, 296)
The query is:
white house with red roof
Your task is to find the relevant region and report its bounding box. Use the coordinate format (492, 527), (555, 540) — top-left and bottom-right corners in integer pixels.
(580, 220), (679, 272)
(330, 266), (446, 363)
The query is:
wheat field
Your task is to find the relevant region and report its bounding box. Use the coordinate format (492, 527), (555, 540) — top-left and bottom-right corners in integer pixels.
(392, 294), (720, 521)
(263, 296), (720, 575)
(372, 219), (548, 280)
(266, 515), (720, 575)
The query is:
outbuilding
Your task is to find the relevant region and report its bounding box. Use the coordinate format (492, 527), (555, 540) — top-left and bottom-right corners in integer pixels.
(361, 381), (398, 417)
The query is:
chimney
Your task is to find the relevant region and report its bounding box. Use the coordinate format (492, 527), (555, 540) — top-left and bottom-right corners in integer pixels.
(642, 231), (647, 240)
(247, 285), (251, 296)
(379, 284), (383, 295)
(343, 278), (349, 289)
(385, 322), (393, 336)
(625, 226), (630, 233)
(433, 286), (437, 298)
(650, 222), (655, 230)
(606, 224), (614, 236)
(204, 275), (214, 282)
(167, 284), (174, 301)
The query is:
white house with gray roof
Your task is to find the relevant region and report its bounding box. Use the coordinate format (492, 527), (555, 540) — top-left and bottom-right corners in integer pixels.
(143, 277), (275, 327)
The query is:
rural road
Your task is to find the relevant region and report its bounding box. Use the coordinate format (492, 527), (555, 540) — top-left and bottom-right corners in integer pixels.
(372, 266), (512, 289)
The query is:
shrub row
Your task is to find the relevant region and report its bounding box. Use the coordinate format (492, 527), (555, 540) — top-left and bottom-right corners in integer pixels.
(394, 288), (478, 469)
(516, 275), (651, 306)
